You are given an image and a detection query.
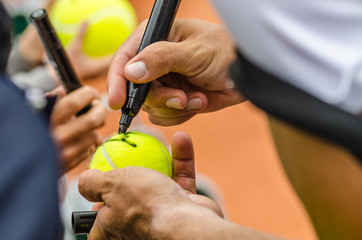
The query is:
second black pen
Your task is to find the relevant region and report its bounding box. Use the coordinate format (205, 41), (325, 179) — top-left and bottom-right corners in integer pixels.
(30, 9), (91, 116)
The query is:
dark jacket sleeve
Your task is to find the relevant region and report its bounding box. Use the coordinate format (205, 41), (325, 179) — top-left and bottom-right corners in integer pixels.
(0, 74), (61, 240)
(0, 3), (61, 239)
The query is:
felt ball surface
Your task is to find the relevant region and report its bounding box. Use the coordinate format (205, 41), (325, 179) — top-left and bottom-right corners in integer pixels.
(90, 132), (173, 177)
(49, 0), (137, 57)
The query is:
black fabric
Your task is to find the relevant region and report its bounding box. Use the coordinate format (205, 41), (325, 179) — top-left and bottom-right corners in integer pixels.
(230, 51), (362, 163)
(0, 3), (12, 72)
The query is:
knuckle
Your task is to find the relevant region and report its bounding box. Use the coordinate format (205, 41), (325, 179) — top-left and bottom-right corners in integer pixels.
(78, 171), (91, 195)
(66, 97), (83, 111)
(53, 129), (69, 146)
(83, 86), (99, 99)
(86, 114), (104, 128)
(88, 132), (100, 146)
(141, 104), (152, 113)
(149, 48), (169, 67)
(62, 147), (77, 163)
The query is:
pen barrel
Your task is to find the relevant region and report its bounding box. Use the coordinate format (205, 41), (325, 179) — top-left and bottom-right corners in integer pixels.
(30, 9), (81, 93)
(138, 0), (181, 53)
(125, 0), (181, 112)
(72, 211), (97, 235)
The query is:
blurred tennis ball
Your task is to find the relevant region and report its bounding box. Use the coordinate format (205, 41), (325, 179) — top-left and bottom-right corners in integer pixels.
(90, 132), (173, 177)
(49, 0), (137, 57)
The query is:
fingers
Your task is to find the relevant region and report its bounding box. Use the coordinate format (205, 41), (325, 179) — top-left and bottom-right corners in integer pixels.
(78, 170), (111, 203)
(59, 130), (99, 173)
(172, 132), (223, 217)
(51, 86), (100, 125)
(123, 19), (231, 89)
(172, 132), (196, 194)
(53, 96), (106, 173)
(143, 80), (208, 126)
(107, 22), (147, 110)
(107, 19), (236, 112)
(52, 99), (106, 144)
(146, 81), (208, 114)
(145, 80), (188, 110)
(124, 41), (192, 84)
(92, 202), (105, 212)
(44, 86), (66, 99)
(147, 113), (196, 126)
(49, 86), (107, 174)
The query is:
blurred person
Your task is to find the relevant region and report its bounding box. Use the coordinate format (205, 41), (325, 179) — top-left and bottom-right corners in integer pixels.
(4, 0), (109, 176)
(4, 0), (110, 174)
(80, 1), (362, 240)
(0, 2), (60, 239)
(1, 2), (108, 239)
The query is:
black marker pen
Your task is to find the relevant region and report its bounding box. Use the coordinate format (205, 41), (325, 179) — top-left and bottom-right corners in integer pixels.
(30, 9), (91, 116)
(118, 0), (181, 133)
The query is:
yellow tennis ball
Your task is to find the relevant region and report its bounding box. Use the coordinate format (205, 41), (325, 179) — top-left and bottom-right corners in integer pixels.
(49, 0), (137, 57)
(90, 132), (173, 177)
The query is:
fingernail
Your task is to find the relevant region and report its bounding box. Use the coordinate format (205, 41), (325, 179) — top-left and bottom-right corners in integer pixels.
(187, 98), (203, 110)
(166, 98), (182, 109)
(126, 61), (147, 80)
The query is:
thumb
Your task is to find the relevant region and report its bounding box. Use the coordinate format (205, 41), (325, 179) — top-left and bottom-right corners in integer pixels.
(124, 41), (191, 84)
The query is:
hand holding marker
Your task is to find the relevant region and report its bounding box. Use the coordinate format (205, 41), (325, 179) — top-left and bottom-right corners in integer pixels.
(118, 0), (181, 133)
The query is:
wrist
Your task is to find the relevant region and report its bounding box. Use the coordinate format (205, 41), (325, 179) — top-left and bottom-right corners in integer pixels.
(152, 201), (225, 240)
(151, 200), (283, 240)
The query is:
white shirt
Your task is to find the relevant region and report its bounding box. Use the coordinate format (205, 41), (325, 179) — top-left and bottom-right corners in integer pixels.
(212, 0), (362, 114)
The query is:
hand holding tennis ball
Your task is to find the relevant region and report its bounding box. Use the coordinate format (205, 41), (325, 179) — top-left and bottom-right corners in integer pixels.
(90, 132), (173, 177)
(80, 132), (224, 239)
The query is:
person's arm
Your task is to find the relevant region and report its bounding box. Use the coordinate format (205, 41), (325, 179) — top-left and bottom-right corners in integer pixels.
(107, 19), (246, 126)
(78, 132), (287, 240)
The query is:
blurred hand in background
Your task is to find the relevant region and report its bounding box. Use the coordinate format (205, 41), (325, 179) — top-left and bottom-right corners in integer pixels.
(47, 86), (107, 174)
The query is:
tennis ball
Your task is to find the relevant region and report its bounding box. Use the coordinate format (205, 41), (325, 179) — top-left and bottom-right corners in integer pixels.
(49, 0), (137, 57)
(90, 132), (173, 177)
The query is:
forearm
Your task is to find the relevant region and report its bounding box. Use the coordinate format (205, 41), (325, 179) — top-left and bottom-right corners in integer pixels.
(154, 203), (287, 240)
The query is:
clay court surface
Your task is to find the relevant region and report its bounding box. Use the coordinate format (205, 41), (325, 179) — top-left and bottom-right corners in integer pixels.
(69, 1), (318, 239)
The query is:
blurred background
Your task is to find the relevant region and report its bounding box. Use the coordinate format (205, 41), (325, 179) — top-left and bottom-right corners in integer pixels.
(4, 0), (317, 239)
